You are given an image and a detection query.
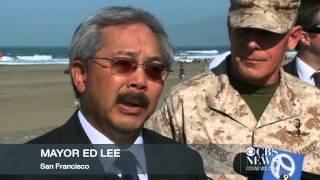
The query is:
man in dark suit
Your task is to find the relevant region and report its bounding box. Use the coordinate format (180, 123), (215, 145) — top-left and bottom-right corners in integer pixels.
(5, 6), (206, 180)
(284, 0), (320, 88)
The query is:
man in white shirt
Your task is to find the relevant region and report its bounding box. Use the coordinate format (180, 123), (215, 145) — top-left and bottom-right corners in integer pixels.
(284, 0), (320, 88)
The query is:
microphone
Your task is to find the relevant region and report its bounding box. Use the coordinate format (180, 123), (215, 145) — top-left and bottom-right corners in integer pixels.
(233, 147), (320, 180)
(233, 152), (264, 179)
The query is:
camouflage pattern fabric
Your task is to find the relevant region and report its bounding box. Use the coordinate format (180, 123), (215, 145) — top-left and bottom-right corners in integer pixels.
(229, 0), (300, 34)
(145, 58), (320, 179)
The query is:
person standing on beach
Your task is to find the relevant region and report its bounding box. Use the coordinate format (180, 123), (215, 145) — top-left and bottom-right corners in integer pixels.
(284, 0), (320, 88)
(179, 63), (185, 80)
(146, 0), (320, 179)
(6, 6), (206, 180)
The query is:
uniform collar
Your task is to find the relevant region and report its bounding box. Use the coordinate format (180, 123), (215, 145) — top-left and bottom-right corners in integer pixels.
(206, 56), (302, 130)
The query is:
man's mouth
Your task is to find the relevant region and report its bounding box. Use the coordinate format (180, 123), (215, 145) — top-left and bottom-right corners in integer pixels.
(240, 56), (266, 62)
(121, 101), (145, 108)
(118, 102), (145, 115)
(116, 92), (150, 115)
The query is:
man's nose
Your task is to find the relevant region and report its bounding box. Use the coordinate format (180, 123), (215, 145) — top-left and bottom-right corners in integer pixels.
(127, 67), (148, 91)
(245, 32), (262, 51)
(247, 40), (261, 50)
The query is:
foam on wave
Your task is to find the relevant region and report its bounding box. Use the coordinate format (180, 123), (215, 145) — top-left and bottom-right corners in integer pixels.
(16, 55), (53, 61)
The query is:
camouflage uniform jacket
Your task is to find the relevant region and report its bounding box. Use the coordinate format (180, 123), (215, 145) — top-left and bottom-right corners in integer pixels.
(146, 59), (320, 179)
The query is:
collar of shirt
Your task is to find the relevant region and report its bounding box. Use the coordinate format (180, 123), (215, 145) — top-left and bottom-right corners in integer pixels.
(78, 110), (148, 179)
(209, 51), (231, 70)
(296, 57), (318, 86)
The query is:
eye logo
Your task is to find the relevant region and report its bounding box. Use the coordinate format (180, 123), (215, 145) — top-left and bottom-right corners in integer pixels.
(270, 153), (295, 179)
(246, 147), (255, 157)
(279, 174), (291, 180)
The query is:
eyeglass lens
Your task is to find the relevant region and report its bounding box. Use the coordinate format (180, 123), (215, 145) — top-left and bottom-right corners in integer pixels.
(111, 58), (168, 81)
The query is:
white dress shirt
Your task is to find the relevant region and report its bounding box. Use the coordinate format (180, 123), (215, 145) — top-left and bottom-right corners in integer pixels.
(78, 110), (148, 180)
(209, 51), (230, 70)
(296, 57), (319, 86)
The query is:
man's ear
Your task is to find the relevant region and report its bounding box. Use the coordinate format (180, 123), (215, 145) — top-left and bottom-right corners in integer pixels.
(300, 31), (312, 47)
(70, 60), (87, 94)
(287, 25), (302, 50)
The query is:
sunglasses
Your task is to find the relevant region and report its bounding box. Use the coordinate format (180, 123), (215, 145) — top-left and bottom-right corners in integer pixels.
(89, 57), (172, 81)
(305, 27), (320, 33)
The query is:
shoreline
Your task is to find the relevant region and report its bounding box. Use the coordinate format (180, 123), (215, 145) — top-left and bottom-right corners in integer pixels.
(0, 62), (208, 143)
(0, 64), (75, 143)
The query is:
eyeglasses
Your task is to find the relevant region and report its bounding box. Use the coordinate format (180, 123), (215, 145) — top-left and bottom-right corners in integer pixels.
(89, 57), (172, 81)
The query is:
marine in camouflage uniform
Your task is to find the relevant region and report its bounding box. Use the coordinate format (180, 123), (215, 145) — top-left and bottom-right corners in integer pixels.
(146, 0), (320, 179)
(147, 59), (320, 179)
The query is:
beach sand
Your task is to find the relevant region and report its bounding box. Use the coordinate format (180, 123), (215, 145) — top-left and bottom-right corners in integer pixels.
(0, 62), (208, 143)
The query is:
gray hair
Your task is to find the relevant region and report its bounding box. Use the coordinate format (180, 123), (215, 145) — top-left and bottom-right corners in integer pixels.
(68, 6), (173, 67)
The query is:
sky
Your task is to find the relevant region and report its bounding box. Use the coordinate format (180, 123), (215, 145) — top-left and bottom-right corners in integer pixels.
(0, 0), (230, 47)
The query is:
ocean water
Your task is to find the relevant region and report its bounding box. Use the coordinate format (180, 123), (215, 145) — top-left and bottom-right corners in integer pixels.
(0, 46), (230, 65)
(0, 47), (68, 65)
(0, 46), (296, 65)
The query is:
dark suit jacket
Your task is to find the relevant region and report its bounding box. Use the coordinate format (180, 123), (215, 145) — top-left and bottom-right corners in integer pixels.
(283, 57), (299, 77)
(5, 111), (207, 180)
